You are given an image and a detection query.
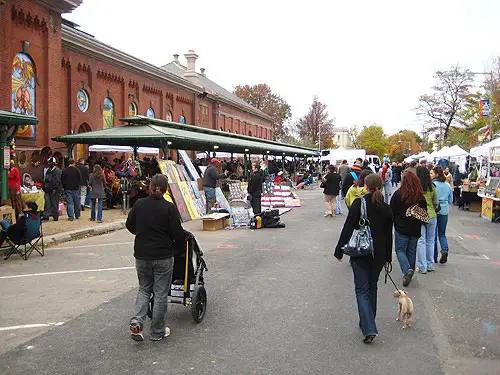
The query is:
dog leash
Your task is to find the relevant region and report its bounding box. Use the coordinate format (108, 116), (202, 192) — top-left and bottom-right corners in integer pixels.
(384, 262), (401, 292)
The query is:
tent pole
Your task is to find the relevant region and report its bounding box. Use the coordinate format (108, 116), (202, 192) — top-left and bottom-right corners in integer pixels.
(133, 147), (138, 160)
(244, 152), (248, 181)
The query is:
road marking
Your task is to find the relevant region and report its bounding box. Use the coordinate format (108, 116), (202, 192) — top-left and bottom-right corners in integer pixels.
(0, 322), (65, 331)
(50, 242), (133, 251)
(0, 266), (135, 279)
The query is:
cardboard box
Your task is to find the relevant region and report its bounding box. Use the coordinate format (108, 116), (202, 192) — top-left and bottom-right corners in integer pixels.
(201, 213), (230, 231)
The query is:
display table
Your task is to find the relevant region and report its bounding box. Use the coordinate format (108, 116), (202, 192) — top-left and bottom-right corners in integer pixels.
(22, 191), (45, 212)
(199, 213), (230, 231)
(478, 193), (500, 222)
(459, 187), (482, 211)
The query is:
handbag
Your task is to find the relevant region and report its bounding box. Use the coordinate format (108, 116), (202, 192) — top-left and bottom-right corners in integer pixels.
(342, 197), (374, 258)
(406, 204), (430, 224)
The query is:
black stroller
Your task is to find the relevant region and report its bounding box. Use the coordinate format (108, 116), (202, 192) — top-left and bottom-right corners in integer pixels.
(148, 233), (208, 323)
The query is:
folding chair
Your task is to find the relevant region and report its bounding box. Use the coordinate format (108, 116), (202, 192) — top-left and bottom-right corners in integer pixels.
(4, 212), (44, 261)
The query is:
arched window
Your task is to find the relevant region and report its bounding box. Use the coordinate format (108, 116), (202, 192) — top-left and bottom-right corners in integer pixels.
(129, 102), (138, 116)
(146, 107), (155, 118)
(248, 130), (252, 137)
(12, 53), (36, 140)
(166, 111), (173, 121)
(103, 97), (114, 129)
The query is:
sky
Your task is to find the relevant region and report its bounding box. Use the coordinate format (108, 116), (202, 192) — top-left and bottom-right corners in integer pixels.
(64, 0), (500, 136)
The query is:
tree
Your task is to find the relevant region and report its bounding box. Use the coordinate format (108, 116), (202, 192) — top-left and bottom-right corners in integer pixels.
(387, 130), (423, 161)
(294, 96), (335, 149)
(233, 84), (292, 141)
(417, 65), (474, 141)
(356, 125), (388, 158)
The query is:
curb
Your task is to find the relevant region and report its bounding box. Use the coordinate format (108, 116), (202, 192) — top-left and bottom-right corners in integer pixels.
(43, 221), (126, 247)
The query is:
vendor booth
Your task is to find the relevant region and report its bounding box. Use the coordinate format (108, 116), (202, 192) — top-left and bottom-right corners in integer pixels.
(53, 116), (316, 226)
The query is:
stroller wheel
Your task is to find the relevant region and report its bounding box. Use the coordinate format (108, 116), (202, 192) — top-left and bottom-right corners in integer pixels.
(191, 286), (207, 323)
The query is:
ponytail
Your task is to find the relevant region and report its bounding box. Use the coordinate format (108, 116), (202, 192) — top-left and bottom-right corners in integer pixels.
(372, 189), (384, 206)
(364, 173), (385, 207)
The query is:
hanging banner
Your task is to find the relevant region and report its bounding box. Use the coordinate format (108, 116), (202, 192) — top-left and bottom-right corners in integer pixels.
(3, 146), (10, 169)
(480, 99), (490, 118)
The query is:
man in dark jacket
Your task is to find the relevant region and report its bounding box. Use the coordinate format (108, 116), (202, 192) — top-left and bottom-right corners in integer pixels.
(203, 158), (227, 213)
(248, 163), (264, 215)
(62, 159), (82, 221)
(341, 158), (363, 197)
(43, 157), (62, 221)
(76, 158), (90, 211)
(126, 174), (186, 342)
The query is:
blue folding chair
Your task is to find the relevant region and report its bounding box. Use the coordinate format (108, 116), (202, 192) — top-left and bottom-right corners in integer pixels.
(4, 212), (44, 261)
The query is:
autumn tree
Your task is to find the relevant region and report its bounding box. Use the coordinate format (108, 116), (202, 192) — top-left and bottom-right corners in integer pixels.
(233, 84), (292, 141)
(294, 96), (335, 149)
(387, 130), (423, 161)
(356, 125), (388, 158)
(417, 65), (474, 141)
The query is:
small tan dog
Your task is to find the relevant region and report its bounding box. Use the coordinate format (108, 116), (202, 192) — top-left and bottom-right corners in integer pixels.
(394, 290), (414, 329)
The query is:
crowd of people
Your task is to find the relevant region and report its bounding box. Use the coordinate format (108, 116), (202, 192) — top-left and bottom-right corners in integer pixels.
(320, 157), (455, 344)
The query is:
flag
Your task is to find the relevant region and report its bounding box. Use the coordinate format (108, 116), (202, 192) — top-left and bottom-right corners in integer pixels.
(485, 126), (490, 139)
(480, 99), (490, 118)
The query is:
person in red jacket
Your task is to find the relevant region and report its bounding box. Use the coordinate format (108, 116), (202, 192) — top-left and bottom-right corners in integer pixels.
(8, 160), (25, 218)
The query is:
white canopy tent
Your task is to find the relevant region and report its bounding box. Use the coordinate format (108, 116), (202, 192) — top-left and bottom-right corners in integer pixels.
(89, 145), (159, 154)
(470, 138), (500, 158)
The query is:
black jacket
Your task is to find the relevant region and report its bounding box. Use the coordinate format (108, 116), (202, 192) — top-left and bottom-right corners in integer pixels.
(390, 189), (427, 238)
(61, 166), (82, 191)
(126, 195), (186, 260)
(248, 170), (263, 194)
(203, 164), (226, 188)
(76, 163), (90, 186)
(43, 167), (62, 193)
(335, 194), (393, 268)
(323, 172), (341, 196)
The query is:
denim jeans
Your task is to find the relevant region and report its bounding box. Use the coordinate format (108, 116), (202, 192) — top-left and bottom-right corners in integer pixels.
(91, 198), (103, 221)
(204, 187), (216, 214)
(65, 190), (81, 219)
(383, 181), (391, 203)
(336, 194), (343, 215)
(351, 260), (382, 337)
(0, 219), (10, 247)
(131, 257), (174, 339)
(394, 230), (418, 275)
(434, 214), (449, 260)
(84, 187), (91, 207)
(417, 217), (437, 271)
(80, 186), (87, 207)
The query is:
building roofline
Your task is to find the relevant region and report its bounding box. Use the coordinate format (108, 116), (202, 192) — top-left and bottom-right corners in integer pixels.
(61, 25), (272, 123)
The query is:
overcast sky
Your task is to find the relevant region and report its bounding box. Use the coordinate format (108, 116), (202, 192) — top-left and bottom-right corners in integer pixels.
(65, 0), (500, 136)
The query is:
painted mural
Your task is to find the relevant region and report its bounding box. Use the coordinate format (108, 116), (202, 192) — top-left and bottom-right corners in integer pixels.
(146, 107), (155, 118)
(103, 97), (114, 129)
(12, 53), (36, 140)
(129, 102), (137, 116)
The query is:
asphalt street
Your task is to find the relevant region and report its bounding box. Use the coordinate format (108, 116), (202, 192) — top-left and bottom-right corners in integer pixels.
(0, 187), (499, 375)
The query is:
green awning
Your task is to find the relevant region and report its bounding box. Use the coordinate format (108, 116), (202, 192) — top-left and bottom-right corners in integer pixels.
(52, 116), (316, 156)
(0, 110), (39, 126)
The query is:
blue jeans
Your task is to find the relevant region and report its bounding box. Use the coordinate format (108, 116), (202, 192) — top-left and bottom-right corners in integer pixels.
(65, 190), (81, 219)
(204, 186), (216, 214)
(84, 187), (91, 207)
(131, 257), (174, 339)
(417, 217), (437, 271)
(434, 214), (449, 260)
(336, 194), (343, 215)
(91, 199), (103, 221)
(394, 230), (418, 275)
(0, 219), (11, 247)
(383, 181), (391, 203)
(351, 260), (382, 337)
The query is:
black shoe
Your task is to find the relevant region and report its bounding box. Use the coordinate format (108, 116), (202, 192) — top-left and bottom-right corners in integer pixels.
(41, 216), (50, 221)
(439, 251), (448, 264)
(81, 205), (85, 211)
(53, 216), (59, 221)
(363, 335), (376, 344)
(403, 269), (414, 287)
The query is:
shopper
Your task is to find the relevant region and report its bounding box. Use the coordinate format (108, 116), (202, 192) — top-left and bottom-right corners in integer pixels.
(61, 159), (82, 221)
(76, 158), (90, 212)
(8, 160), (25, 218)
(322, 164), (341, 217)
(335, 174), (393, 344)
(345, 169), (373, 208)
(444, 167), (454, 189)
(379, 162), (393, 203)
(248, 163), (264, 215)
(338, 160), (350, 184)
(416, 166), (439, 274)
(42, 157), (62, 221)
(126, 174), (187, 342)
(390, 171), (427, 286)
(89, 164), (106, 223)
(341, 158), (363, 197)
(431, 166), (453, 264)
(203, 158), (227, 213)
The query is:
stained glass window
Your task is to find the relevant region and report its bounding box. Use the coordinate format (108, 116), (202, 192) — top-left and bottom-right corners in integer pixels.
(77, 89), (89, 112)
(146, 107), (155, 118)
(103, 97), (114, 129)
(129, 102), (138, 116)
(12, 53), (36, 140)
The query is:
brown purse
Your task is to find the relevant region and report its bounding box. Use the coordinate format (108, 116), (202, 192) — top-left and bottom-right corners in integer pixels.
(405, 204), (430, 224)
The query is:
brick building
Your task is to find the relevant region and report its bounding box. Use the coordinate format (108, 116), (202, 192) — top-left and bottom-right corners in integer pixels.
(0, 0), (273, 160)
